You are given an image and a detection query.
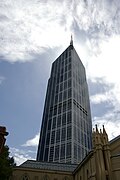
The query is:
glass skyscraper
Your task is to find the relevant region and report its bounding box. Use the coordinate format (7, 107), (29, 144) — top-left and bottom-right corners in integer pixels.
(37, 38), (92, 164)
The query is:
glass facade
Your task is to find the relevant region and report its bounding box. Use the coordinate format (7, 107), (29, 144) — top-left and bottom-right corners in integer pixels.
(37, 42), (92, 164)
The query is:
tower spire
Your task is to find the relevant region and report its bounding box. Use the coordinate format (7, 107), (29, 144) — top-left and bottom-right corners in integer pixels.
(70, 34), (73, 46)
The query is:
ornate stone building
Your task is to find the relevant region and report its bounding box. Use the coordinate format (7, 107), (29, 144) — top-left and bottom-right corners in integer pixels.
(12, 126), (120, 180)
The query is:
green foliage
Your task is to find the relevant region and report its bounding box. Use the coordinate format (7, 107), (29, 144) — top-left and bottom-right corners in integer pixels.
(0, 145), (16, 180)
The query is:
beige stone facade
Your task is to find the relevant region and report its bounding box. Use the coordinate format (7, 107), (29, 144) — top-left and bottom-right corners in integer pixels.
(12, 126), (120, 180)
(13, 168), (73, 180)
(12, 162), (75, 180)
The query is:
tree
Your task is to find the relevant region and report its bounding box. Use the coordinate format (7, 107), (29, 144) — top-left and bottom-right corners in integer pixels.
(0, 145), (16, 180)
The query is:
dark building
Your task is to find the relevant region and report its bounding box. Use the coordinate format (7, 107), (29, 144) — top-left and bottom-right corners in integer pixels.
(37, 38), (92, 164)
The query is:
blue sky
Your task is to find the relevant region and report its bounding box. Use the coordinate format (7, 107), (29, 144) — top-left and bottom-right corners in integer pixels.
(0, 0), (120, 165)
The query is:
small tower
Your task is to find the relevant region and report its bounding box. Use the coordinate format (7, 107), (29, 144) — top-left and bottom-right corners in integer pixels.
(102, 125), (113, 180)
(92, 125), (106, 180)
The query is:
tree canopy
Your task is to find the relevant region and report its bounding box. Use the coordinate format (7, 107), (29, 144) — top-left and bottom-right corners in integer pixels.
(0, 145), (16, 180)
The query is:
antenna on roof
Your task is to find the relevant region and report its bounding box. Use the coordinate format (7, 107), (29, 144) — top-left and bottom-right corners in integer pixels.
(70, 34), (73, 46)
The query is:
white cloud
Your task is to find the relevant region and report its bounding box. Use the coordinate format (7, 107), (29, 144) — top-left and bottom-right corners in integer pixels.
(0, 0), (120, 62)
(93, 113), (120, 141)
(10, 133), (39, 165)
(10, 147), (34, 165)
(86, 35), (120, 113)
(90, 93), (110, 104)
(73, 0), (120, 34)
(87, 35), (120, 82)
(22, 134), (39, 147)
(0, 0), (72, 62)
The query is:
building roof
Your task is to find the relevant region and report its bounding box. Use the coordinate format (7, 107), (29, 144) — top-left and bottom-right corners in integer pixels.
(19, 160), (77, 173)
(73, 151), (93, 174)
(109, 134), (120, 144)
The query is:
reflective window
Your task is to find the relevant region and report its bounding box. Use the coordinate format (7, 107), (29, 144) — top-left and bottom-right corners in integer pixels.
(52, 117), (56, 129)
(58, 103), (62, 114)
(48, 119), (52, 130)
(68, 70), (71, 78)
(63, 102), (67, 112)
(64, 81), (67, 89)
(61, 127), (66, 141)
(62, 113), (66, 126)
(44, 148), (49, 161)
(67, 111), (72, 124)
(65, 65), (67, 72)
(55, 95), (58, 104)
(59, 92), (62, 102)
(60, 144), (65, 159)
(56, 85), (59, 94)
(54, 106), (57, 116)
(68, 79), (71, 88)
(55, 145), (59, 160)
(60, 83), (63, 91)
(74, 144), (77, 158)
(67, 100), (72, 111)
(60, 75), (63, 82)
(51, 131), (55, 144)
(67, 126), (72, 140)
(66, 143), (71, 158)
(64, 73), (67, 81)
(56, 129), (60, 143)
(57, 115), (61, 127)
(49, 146), (54, 161)
(68, 88), (71, 98)
(46, 132), (50, 145)
(63, 90), (67, 100)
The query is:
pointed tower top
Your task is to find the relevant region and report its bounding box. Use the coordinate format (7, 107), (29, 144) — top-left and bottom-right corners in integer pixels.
(70, 35), (73, 46)
(103, 125), (107, 134)
(95, 124), (99, 133)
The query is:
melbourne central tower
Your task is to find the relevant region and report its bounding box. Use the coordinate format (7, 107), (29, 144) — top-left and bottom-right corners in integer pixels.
(37, 38), (92, 164)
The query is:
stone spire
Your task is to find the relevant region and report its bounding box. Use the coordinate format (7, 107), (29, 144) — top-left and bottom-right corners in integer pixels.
(70, 35), (73, 46)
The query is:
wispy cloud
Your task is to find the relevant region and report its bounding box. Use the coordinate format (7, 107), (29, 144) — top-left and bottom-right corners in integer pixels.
(22, 134), (39, 147)
(0, 0), (72, 62)
(10, 147), (34, 165)
(90, 93), (111, 105)
(93, 111), (120, 140)
(0, 0), (120, 62)
(10, 133), (39, 165)
(0, 76), (5, 85)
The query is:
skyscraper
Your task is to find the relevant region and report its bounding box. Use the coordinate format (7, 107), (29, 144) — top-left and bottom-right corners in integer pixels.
(37, 38), (92, 164)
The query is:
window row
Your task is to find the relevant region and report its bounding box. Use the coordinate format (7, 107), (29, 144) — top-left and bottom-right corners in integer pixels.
(55, 67), (72, 84)
(54, 88), (72, 104)
(52, 49), (71, 70)
(51, 111), (72, 129)
(55, 79), (72, 94)
(54, 70), (72, 84)
(73, 112), (88, 131)
(74, 143), (87, 161)
(52, 60), (71, 77)
(49, 100), (72, 118)
(46, 126), (72, 146)
(44, 142), (71, 161)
